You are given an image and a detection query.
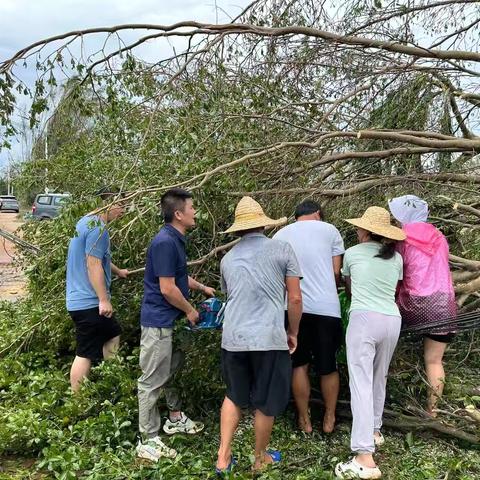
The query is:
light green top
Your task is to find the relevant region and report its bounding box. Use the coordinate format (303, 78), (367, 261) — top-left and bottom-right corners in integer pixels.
(342, 242), (403, 317)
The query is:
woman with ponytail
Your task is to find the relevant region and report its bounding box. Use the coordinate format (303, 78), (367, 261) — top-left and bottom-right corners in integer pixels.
(335, 207), (405, 480)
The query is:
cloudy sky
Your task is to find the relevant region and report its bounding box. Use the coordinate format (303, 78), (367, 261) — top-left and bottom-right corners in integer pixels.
(0, 0), (252, 167)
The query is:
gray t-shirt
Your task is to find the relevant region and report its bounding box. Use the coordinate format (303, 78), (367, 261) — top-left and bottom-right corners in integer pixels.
(220, 233), (302, 352)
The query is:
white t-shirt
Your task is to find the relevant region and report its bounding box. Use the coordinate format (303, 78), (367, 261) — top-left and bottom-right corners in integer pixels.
(273, 220), (345, 317)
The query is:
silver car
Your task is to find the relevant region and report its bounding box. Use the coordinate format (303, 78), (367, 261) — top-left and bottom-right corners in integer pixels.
(0, 195), (20, 213)
(32, 193), (70, 220)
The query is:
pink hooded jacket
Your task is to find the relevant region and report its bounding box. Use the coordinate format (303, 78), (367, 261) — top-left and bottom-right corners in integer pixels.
(397, 222), (454, 297)
(396, 223), (457, 329)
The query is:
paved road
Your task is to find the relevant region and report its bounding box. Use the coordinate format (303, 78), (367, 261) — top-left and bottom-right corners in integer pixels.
(0, 212), (26, 301)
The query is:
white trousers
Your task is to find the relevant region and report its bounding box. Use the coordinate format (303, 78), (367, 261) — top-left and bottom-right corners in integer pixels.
(346, 310), (401, 454)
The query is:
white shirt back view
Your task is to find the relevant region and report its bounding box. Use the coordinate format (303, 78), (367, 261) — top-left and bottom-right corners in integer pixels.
(273, 220), (345, 318)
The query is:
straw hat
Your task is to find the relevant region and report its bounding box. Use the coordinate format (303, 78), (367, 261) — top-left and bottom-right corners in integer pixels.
(345, 206), (406, 241)
(223, 196), (287, 234)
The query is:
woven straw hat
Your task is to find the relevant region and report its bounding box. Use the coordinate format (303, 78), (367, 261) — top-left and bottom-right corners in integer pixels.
(345, 206), (406, 241)
(223, 196), (287, 234)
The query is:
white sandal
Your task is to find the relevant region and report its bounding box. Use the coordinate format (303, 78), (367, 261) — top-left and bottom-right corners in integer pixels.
(163, 412), (204, 435)
(335, 457), (382, 479)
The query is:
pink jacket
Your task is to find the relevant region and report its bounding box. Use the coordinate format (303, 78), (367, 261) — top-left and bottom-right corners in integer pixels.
(397, 222), (454, 297)
(396, 223), (457, 329)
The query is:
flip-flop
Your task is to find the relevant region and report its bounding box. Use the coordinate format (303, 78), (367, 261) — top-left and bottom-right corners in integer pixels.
(266, 450), (281, 463)
(215, 456), (237, 476)
(252, 449), (282, 473)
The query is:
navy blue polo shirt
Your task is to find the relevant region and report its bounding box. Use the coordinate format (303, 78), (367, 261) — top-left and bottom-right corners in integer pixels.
(141, 224), (189, 328)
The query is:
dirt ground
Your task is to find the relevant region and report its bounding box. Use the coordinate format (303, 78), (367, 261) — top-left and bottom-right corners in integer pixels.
(0, 212), (26, 301)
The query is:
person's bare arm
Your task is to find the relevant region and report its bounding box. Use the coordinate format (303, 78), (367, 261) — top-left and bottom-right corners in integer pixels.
(396, 279), (402, 298)
(160, 277), (199, 324)
(86, 255), (112, 317)
(286, 276), (303, 354)
(188, 276), (215, 297)
(111, 262), (129, 279)
(332, 255), (342, 287)
(344, 276), (352, 300)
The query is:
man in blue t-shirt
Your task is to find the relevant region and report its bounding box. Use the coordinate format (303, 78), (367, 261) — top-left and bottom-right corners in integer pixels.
(136, 188), (215, 462)
(66, 190), (129, 392)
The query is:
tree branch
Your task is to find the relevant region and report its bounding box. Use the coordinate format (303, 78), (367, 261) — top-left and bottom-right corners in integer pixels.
(348, 0), (479, 36)
(128, 238), (240, 275)
(228, 173), (480, 197)
(449, 254), (480, 271)
(453, 202), (480, 218)
(4, 20), (480, 76)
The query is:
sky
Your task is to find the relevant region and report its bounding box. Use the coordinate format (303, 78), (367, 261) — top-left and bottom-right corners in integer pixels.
(0, 0), (252, 168)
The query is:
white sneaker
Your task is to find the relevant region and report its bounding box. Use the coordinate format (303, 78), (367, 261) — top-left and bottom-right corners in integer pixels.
(335, 458), (382, 479)
(374, 432), (385, 447)
(163, 412), (204, 435)
(136, 437), (177, 462)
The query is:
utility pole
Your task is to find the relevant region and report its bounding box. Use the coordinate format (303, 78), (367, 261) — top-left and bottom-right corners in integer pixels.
(45, 124), (48, 194)
(7, 154), (12, 196)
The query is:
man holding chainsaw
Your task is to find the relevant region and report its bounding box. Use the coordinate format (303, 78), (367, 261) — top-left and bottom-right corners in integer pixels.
(136, 188), (215, 462)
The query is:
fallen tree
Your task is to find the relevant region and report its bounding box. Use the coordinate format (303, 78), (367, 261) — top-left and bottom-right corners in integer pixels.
(0, 0), (479, 478)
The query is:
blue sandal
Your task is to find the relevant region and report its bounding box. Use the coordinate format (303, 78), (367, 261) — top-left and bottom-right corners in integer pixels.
(266, 449), (281, 463)
(215, 456), (237, 476)
(252, 450), (282, 473)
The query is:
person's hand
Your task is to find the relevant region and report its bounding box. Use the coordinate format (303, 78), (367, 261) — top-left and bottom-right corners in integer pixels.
(202, 286), (216, 297)
(99, 299), (113, 318)
(287, 332), (298, 354)
(117, 269), (129, 279)
(186, 308), (200, 325)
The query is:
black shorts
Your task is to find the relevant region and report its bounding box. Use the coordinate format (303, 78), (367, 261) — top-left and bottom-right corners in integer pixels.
(424, 332), (455, 344)
(69, 307), (122, 363)
(221, 349), (292, 417)
(286, 312), (343, 375)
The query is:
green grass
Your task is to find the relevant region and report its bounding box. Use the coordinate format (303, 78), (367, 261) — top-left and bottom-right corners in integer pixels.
(0, 325), (479, 479)
(0, 406), (479, 479)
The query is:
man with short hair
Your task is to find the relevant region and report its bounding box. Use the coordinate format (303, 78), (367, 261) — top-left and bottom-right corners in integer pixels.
(274, 200), (344, 433)
(66, 189), (129, 392)
(215, 196), (303, 474)
(136, 188), (215, 462)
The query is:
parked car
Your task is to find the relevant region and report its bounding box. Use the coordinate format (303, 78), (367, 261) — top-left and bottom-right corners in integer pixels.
(0, 195), (20, 213)
(32, 193), (71, 220)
